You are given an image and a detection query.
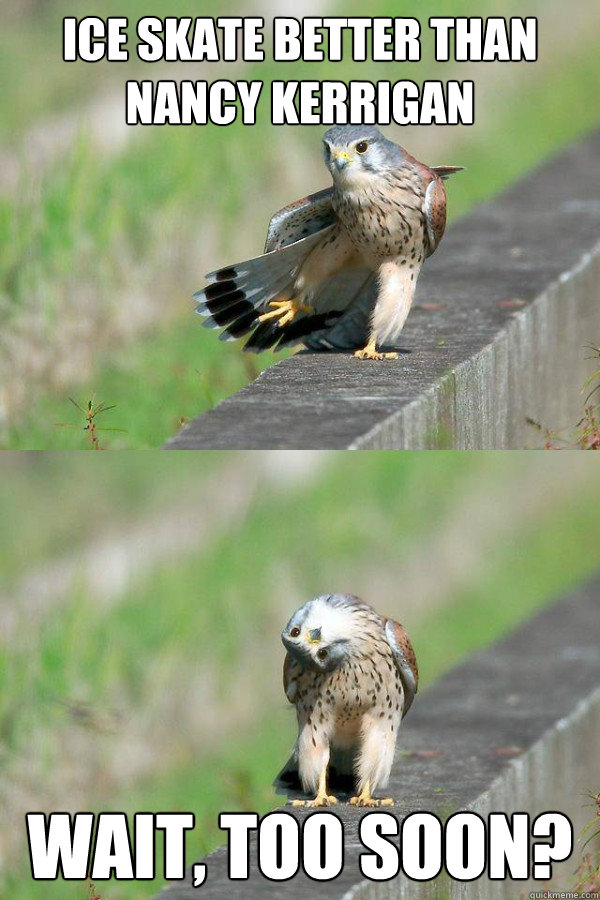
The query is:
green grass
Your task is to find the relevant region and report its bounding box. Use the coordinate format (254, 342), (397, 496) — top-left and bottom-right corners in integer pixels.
(3, 455), (600, 898)
(1, 318), (281, 449)
(0, 453), (235, 584)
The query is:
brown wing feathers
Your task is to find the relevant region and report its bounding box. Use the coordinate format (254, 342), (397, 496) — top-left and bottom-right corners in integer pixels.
(264, 188), (334, 253)
(384, 617), (419, 716)
(423, 176), (448, 258)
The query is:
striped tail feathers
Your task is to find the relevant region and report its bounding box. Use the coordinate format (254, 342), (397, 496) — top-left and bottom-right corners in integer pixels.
(194, 256), (294, 333)
(274, 311), (343, 349)
(194, 273), (291, 340)
(241, 321), (285, 353)
(194, 230), (327, 347)
(242, 310), (343, 354)
(248, 268), (370, 353)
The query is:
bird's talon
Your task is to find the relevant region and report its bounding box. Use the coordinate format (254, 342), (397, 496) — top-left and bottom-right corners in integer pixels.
(354, 341), (398, 361)
(291, 794), (337, 808)
(258, 298), (312, 327)
(349, 795), (394, 807)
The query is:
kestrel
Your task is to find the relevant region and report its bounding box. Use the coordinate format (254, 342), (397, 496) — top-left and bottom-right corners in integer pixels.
(195, 125), (462, 360)
(274, 593), (418, 807)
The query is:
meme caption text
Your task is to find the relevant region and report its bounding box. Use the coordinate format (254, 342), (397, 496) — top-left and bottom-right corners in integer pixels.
(27, 809), (572, 887)
(62, 17), (538, 126)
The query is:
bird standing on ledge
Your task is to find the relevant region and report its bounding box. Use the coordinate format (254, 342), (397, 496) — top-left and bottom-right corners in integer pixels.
(274, 594), (418, 807)
(195, 125), (463, 359)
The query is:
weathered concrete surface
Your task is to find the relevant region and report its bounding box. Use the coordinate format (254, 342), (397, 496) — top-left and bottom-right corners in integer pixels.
(155, 575), (600, 900)
(167, 130), (600, 448)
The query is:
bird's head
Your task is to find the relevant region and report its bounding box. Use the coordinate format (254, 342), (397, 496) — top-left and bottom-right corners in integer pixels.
(281, 594), (363, 673)
(322, 125), (403, 186)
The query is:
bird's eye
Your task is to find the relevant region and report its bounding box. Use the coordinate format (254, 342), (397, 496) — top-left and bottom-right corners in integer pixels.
(317, 648), (328, 660)
(290, 626), (300, 638)
(356, 141), (369, 154)
(323, 143), (331, 157)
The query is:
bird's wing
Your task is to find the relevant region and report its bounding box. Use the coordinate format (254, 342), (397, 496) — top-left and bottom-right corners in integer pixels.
(194, 227), (333, 348)
(423, 176), (448, 258)
(431, 165), (465, 181)
(283, 652), (298, 704)
(196, 220), (373, 353)
(384, 618), (419, 716)
(264, 187), (335, 253)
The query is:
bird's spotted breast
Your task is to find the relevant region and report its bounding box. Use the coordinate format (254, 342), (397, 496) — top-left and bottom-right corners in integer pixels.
(332, 167), (427, 265)
(292, 629), (404, 741)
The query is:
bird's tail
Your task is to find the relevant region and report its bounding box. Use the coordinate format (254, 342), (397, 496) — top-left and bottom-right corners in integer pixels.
(432, 165), (465, 180)
(273, 750), (302, 798)
(273, 746), (357, 800)
(194, 230), (331, 352)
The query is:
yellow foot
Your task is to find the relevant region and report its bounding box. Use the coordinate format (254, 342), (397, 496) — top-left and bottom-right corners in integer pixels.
(291, 793), (338, 808)
(258, 298), (313, 328)
(349, 794), (394, 807)
(354, 340), (398, 360)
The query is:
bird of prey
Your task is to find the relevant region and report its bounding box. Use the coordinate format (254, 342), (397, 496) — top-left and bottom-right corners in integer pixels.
(274, 593), (418, 807)
(195, 125), (462, 359)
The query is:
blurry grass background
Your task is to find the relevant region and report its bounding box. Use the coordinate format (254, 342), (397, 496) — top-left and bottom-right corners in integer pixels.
(1, 452), (600, 897)
(1, 0), (599, 447)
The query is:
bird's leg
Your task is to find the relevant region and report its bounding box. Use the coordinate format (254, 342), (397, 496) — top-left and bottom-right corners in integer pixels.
(349, 780), (394, 808)
(356, 259), (417, 359)
(291, 764), (337, 808)
(258, 295), (313, 327)
(354, 338), (398, 361)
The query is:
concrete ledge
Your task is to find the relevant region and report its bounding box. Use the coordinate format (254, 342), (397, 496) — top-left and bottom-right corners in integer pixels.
(167, 130), (600, 449)
(156, 574), (600, 899)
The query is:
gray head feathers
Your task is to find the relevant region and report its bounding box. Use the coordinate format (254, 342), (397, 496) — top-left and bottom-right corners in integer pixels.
(322, 126), (405, 178)
(322, 125), (385, 146)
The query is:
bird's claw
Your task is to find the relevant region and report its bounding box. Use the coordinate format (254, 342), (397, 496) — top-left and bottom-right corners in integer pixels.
(349, 795), (394, 807)
(258, 298), (313, 327)
(291, 794), (338, 808)
(354, 341), (398, 361)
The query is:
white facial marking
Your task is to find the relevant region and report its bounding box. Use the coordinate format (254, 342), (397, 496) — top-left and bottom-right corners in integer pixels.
(301, 598), (358, 644)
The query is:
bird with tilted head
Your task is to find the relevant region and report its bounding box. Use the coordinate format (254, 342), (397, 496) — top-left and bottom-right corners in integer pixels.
(194, 125), (463, 359)
(274, 593), (418, 807)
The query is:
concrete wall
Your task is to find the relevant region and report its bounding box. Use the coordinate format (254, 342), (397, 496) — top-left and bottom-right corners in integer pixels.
(155, 574), (600, 900)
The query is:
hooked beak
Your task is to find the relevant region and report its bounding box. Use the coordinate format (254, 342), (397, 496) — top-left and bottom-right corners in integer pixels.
(332, 150), (352, 172)
(306, 627), (322, 644)
(281, 633), (313, 665)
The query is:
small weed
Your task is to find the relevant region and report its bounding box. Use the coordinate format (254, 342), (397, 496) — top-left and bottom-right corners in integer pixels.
(573, 791), (600, 894)
(56, 397), (125, 450)
(528, 345), (600, 449)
